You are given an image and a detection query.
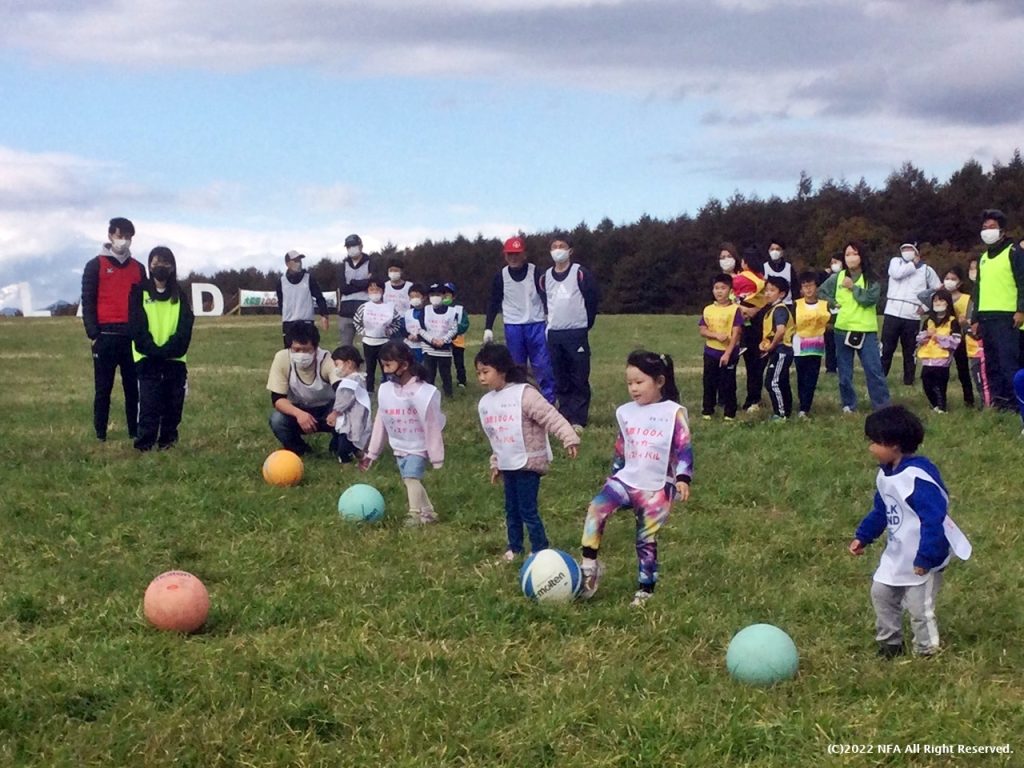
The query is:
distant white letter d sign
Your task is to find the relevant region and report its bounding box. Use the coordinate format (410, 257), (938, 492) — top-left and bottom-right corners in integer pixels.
(191, 283), (224, 316)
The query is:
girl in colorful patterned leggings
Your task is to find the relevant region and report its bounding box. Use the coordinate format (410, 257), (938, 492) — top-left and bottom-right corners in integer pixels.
(579, 350), (693, 606)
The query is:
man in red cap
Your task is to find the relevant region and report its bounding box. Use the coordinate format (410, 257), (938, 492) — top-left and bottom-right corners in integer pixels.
(483, 236), (555, 402)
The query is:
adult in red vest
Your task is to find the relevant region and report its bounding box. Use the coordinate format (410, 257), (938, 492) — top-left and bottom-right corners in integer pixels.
(81, 217), (147, 441)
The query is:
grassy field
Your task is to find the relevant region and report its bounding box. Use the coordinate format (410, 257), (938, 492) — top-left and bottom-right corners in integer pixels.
(1, 314), (1022, 767)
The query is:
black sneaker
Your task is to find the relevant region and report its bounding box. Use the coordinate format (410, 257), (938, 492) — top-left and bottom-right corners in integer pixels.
(877, 643), (905, 659)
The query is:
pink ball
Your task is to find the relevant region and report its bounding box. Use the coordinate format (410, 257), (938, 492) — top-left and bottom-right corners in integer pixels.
(143, 571), (210, 633)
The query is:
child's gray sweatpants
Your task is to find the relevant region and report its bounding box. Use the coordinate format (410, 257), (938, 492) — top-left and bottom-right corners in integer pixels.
(870, 569), (944, 655)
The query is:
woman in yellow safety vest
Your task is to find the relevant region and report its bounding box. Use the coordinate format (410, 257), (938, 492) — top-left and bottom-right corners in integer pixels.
(819, 241), (891, 413)
(128, 246), (195, 452)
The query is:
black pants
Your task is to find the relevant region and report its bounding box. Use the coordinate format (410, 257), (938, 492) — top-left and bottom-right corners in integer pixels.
(135, 358), (187, 451)
(547, 328), (592, 427)
(763, 346), (793, 417)
(424, 354), (453, 396)
(921, 365), (950, 411)
(794, 355), (822, 414)
(91, 333), (138, 440)
(269, 402), (334, 455)
(363, 342), (385, 393)
(740, 323), (764, 409)
(952, 337), (974, 406)
(824, 326), (838, 373)
(979, 314), (1022, 408)
(452, 346), (467, 386)
(880, 315), (919, 385)
(701, 352), (737, 417)
(329, 433), (359, 463)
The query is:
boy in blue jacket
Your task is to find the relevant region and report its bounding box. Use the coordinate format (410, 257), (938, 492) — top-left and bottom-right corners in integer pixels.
(848, 406), (971, 658)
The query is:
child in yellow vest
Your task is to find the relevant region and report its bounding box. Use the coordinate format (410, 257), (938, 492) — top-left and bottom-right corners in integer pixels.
(759, 276), (795, 420)
(916, 288), (962, 413)
(699, 274), (743, 419)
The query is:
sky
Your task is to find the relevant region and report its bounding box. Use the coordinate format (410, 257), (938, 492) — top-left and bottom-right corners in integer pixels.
(2, 0), (1024, 307)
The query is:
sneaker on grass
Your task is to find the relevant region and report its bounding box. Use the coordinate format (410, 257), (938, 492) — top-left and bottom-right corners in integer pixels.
(579, 559), (604, 600)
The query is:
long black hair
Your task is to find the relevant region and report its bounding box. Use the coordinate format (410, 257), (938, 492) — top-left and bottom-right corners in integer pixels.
(474, 343), (528, 383)
(377, 340), (429, 382)
(147, 246), (181, 303)
(842, 240), (875, 285)
(924, 287), (960, 332)
(626, 349), (680, 403)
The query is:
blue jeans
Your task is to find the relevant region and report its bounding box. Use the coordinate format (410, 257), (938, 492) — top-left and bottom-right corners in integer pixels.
(835, 331), (891, 411)
(269, 403), (333, 455)
(503, 469), (548, 554)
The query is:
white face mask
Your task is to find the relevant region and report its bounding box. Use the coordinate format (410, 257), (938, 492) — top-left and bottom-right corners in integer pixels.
(719, 257), (736, 272)
(429, 296), (443, 306)
(969, 269), (978, 281)
(768, 249), (782, 261)
(932, 302), (948, 314)
(368, 292), (383, 303)
(981, 229), (1001, 246)
(388, 271), (401, 281)
(830, 262), (842, 273)
(410, 297), (422, 308)
(550, 248), (570, 263)
(290, 351), (315, 368)
(347, 246), (362, 258)
(901, 251), (916, 262)
(111, 238), (130, 254)
(943, 279), (959, 292)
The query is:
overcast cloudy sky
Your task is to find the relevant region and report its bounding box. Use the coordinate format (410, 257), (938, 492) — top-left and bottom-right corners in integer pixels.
(2, 0), (1023, 306)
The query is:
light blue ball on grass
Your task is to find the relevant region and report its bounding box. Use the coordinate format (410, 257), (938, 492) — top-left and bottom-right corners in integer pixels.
(726, 623), (799, 686)
(337, 484), (385, 523)
(519, 549), (582, 603)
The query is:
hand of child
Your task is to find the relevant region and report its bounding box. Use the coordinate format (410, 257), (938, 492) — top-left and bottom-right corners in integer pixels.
(675, 481), (690, 502)
(325, 411), (338, 428)
(848, 539), (865, 556)
(432, 462), (444, 470)
(913, 566), (927, 576)
(719, 352), (731, 367)
(718, 332), (730, 343)
(841, 277), (854, 289)
(358, 457), (373, 472)
(483, 329), (494, 344)
(566, 445), (578, 459)
(490, 467), (501, 484)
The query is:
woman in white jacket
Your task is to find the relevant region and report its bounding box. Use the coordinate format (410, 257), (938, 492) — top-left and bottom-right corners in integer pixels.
(880, 242), (939, 386)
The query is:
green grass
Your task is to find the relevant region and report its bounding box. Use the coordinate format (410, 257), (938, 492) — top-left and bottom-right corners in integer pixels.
(1, 315), (1022, 767)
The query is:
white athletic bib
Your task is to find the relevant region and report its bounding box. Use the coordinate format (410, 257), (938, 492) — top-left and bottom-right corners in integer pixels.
(403, 308), (424, 350)
(545, 264), (588, 331)
(384, 281), (412, 313)
(478, 383), (552, 471)
(613, 400), (682, 491)
(361, 300), (396, 344)
(502, 265), (546, 324)
(377, 380), (444, 454)
(873, 465), (972, 586)
(281, 272), (314, 323)
(334, 375), (372, 434)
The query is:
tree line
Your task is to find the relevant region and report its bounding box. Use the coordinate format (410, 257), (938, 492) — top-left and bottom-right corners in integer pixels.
(183, 152), (1024, 315)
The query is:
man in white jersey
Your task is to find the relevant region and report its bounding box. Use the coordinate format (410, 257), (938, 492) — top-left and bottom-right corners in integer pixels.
(541, 236), (600, 430)
(483, 236), (555, 402)
(275, 250), (329, 347)
(267, 323), (341, 456)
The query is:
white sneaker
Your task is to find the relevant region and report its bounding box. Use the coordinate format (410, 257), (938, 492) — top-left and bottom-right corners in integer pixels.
(746, 404), (761, 413)
(495, 550), (516, 565)
(842, 406), (855, 414)
(579, 559), (604, 600)
(630, 590), (653, 607)
(933, 407), (946, 414)
(797, 411), (807, 419)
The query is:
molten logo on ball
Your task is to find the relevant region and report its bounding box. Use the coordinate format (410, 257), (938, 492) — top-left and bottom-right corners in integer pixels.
(143, 570), (210, 633)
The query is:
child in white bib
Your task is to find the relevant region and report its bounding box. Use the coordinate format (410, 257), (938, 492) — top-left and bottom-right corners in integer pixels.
(476, 344), (580, 564)
(328, 345), (372, 464)
(579, 350), (693, 607)
(361, 341), (446, 526)
(848, 405), (971, 657)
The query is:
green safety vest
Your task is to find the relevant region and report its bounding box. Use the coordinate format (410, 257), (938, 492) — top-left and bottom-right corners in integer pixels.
(834, 270), (878, 332)
(132, 289), (185, 362)
(978, 243), (1017, 312)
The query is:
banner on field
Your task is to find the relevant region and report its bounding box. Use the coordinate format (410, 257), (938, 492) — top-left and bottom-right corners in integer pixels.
(238, 289), (337, 311)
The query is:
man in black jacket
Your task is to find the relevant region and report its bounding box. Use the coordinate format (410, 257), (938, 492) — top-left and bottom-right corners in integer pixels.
(81, 217), (146, 441)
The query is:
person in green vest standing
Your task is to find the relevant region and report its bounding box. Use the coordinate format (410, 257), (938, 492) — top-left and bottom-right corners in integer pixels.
(128, 246), (195, 452)
(819, 241), (891, 413)
(970, 209), (1024, 411)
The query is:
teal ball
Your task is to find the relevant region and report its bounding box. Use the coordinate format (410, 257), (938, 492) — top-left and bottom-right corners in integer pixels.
(337, 484), (385, 523)
(726, 623), (799, 686)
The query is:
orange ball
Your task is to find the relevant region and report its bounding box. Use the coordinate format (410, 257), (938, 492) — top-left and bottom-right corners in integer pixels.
(262, 449), (304, 486)
(143, 571), (210, 633)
